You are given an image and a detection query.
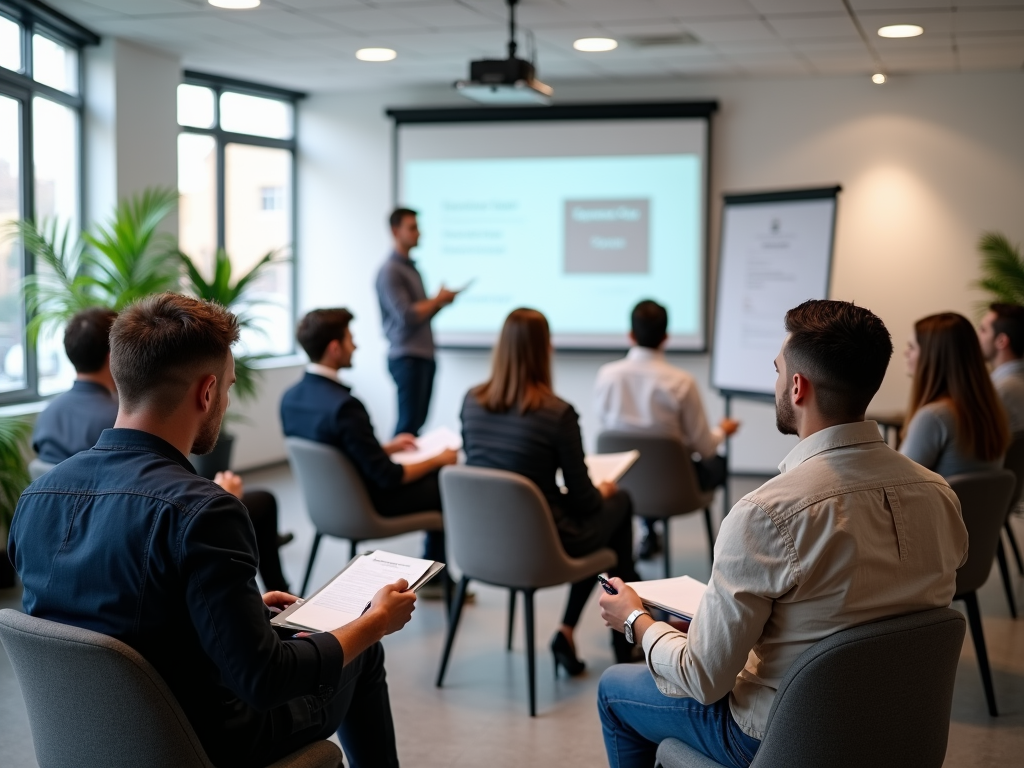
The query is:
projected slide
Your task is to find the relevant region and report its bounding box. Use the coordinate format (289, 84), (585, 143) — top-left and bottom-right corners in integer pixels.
(404, 152), (702, 348)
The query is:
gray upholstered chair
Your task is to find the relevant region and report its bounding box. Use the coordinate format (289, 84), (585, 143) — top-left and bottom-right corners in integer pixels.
(948, 469), (1017, 716)
(654, 607), (966, 768)
(597, 431), (716, 578)
(1001, 432), (1024, 578)
(435, 465), (616, 716)
(28, 458), (56, 481)
(0, 609), (342, 768)
(285, 437), (444, 596)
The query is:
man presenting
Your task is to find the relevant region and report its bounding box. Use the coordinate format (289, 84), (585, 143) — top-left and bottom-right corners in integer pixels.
(596, 300), (968, 768)
(978, 302), (1024, 433)
(10, 294), (414, 768)
(375, 207), (459, 436)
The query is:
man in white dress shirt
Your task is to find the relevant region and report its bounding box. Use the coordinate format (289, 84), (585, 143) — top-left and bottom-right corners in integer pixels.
(594, 300), (739, 558)
(595, 300), (968, 768)
(978, 302), (1024, 433)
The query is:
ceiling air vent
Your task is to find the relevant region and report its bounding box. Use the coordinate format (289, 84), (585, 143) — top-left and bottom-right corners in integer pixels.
(625, 32), (701, 49)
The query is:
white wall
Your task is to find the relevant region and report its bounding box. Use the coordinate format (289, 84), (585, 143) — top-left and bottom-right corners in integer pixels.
(276, 70), (1024, 474)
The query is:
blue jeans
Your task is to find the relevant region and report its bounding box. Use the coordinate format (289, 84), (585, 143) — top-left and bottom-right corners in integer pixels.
(598, 664), (760, 768)
(388, 356), (436, 436)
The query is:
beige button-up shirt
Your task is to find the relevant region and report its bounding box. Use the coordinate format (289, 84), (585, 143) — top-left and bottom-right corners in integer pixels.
(641, 420), (968, 740)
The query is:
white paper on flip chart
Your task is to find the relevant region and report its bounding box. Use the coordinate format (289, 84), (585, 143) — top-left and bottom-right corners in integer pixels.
(626, 575), (707, 619)
(390, 426), (463, 466)
(284, 552), (433, 632)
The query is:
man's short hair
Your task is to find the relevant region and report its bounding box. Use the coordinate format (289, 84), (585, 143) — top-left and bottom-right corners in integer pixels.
(631, 300), (669, 349)
(990, 303), (1024, 358)
(389, 208), (417, 230)
(783, 300), (893, 420)
(296, 308), (354, 362)
(64, 307), (118, 374)
(109, 294), (239, 412)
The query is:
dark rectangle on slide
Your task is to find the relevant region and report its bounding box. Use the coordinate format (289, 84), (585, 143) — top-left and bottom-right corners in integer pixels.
(564, 199), (650, 274)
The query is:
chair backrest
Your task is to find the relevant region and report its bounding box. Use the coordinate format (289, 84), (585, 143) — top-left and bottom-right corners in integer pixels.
(28, 458), (56, 481)
(439, 465), (584, 589)
(284, 437), (383, 541)
(947, 469), (1017, 595)
(596, 431), (708, 518)
(1002, 431), (1024, 508)
(752, 607), (966, 768)
(0, 608), (213, 768)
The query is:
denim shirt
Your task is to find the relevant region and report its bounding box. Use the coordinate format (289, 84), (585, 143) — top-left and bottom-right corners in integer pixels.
(8, 428), (344, 767)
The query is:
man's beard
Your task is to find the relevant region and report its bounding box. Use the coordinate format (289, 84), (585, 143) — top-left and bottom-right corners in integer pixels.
(775, 386), (797, 436)
(192, 388), (224, 455)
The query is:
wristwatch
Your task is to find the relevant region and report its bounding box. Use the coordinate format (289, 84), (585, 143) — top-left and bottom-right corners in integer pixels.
(624, 608), (651, 645)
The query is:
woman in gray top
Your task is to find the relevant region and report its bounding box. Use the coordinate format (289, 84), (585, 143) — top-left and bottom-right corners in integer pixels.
(900, 312), (1009, 477)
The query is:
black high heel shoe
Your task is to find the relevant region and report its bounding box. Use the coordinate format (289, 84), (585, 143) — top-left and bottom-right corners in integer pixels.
(551, 632), (586, 677)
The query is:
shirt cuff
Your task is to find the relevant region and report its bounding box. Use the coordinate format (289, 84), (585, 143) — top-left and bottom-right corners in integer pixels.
(303, 631), (345, 696)
(641, 620), (682, 662)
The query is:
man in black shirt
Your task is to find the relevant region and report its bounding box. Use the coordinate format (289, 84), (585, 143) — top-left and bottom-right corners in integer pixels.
(10, 294), (415, 768)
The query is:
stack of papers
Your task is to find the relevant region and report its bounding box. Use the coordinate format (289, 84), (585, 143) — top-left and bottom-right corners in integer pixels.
(556, 450), (640, 488)
(626, 575), (707, 620)
(391, 426), (463, 466)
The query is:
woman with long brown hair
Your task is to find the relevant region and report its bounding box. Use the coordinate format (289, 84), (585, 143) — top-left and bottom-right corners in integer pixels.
(900, 312), (1009, 475)
(460, 308), (640, 671)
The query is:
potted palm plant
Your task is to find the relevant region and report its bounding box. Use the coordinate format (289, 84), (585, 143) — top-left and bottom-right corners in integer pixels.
(0, 416), (32, 588)
(975, 232), (1024, 306)
(178, 246), (286, 478)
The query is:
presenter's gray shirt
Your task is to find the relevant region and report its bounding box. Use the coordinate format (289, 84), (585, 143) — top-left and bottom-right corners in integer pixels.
(640, 421), (968, 741)
(899, 400), (1004, 477)
(375, 251), (434, 361)
(992, 359), (1024, 434)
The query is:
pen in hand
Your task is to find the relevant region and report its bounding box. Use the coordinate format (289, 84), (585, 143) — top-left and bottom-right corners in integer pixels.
(597, 573), (618, 595)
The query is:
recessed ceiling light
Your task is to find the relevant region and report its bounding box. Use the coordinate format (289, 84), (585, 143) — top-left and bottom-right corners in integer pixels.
(872, 73), (887, 84)
(209, 0), (260, 8)
(877, 24), (923, 38)
(356, 48), (397, 62)
(574, 38), (618, 52)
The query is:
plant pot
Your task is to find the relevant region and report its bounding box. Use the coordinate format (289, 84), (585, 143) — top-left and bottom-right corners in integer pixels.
(190, 433), (235, 480)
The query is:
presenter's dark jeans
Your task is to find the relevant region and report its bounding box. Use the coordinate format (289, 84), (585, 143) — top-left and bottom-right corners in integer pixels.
(243, 490), (290, 593)
(370, 471), (446, 564)
(643, 455), (727, 537)
(388, 355), (436, 436)
(598, 664), (760, 768)
(263, 641), (398, 768)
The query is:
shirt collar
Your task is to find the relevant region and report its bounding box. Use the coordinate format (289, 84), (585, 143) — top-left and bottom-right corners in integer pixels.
(305, 363), (341, 381)
(778, 420), (884, 474)
(390, 250), (416, 268)
(94, 428), (196, 474)
(992, 359), (1024, 381)
(626, 346), (664, 362)
(71, 379), (113, 397)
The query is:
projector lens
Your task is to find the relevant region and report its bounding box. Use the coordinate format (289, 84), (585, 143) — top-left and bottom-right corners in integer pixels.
(574, 38), (618, 52)
(877, 24), (924, 38)
(356, 48), (397, 62)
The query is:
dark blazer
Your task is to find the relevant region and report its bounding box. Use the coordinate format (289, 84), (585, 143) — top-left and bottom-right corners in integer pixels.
(31, 380), (119, 463)
(8, 429), (344, 768)
(460, 390), (603, 532)
(280, 372), (404, 492)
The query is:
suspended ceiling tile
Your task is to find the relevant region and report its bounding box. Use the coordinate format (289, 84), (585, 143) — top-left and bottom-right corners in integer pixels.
(955, 10), (1024, 34)
(75, 0), (203, 15)
(765, 13), (862, 41)
(855, 9), (955, 37)
(682, 18), (780, 43)
(559, 0), (681, 23)
(394, 4), (502, 30)
(655, 0), (764, 19)
(307, 7), (425, 34)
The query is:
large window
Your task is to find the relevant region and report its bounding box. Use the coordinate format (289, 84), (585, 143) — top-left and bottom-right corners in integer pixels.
(0, 1), (95, 403)
(177, 73), (302, 358)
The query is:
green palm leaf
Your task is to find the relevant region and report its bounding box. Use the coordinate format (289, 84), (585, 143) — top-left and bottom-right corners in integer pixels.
(975, 232), (1024, 310)
(0, 416), (32, 532)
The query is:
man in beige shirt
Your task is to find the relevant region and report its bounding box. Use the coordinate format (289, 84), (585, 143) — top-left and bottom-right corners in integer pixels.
(597, 300), (968, 768)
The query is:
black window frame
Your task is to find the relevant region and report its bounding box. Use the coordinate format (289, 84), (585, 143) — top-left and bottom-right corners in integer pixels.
(178, 70), (304, 358)
(0, 0), (97, 405)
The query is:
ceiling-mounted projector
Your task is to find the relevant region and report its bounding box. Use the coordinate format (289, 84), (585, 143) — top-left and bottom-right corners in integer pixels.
(455, 0), (552, 105)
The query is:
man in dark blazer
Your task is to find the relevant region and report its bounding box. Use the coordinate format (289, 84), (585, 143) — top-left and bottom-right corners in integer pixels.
(280, 308), (456, 569)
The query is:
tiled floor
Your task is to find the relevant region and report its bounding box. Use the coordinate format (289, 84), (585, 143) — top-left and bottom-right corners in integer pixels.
(1, 468), (1023, 766)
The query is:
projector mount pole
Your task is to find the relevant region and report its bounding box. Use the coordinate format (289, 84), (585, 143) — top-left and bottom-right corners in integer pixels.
(507, 0), (518, 60)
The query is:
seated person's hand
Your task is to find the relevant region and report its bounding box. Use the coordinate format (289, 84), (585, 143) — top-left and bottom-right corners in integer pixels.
(598, 480), (618, 499)
(435, 447), (459, 467)
(598, 577), (645, 631)
(384, 433), (418, 455)
(435, 286), (457, 306)
(214, 471), (244, 499)
(369, 578), (417, 636)
(263, 591), (299, 612)
(719, 417), (740, 436)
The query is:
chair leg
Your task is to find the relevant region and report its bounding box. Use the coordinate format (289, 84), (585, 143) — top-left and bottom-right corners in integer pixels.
(443, 571), (452, 614)
(1006, 520), (1024, 576)
(962, 591), (999, 717)
(436, 576), (470, 688)
(507, 589), (517, 651)
(703, 507), (715, 566)
(663, 518), (671, 580)
(996, 539), (1018, 619)
(349, 539), (359, 561)
(300, 533), (322, 597)
(524, 588), (537, 717)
